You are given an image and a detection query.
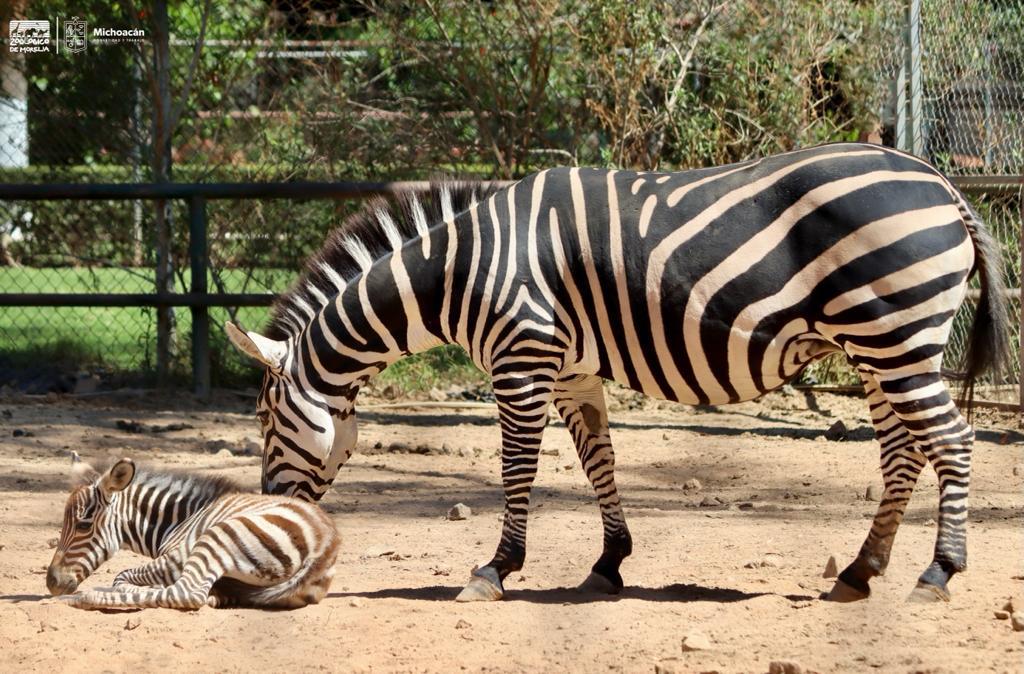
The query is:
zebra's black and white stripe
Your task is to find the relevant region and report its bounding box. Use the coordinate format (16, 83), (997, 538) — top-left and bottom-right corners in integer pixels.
(226, 142), (1010, 603)
(47, 455), (340, 610)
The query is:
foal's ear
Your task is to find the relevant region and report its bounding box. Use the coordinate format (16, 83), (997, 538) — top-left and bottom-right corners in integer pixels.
(70, 452), (100, 488)
(225, 321), (286, 369)
(100, 459), (136, 495)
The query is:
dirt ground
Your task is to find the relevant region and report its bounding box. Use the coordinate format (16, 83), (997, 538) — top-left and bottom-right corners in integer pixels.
(0, 387), (1021, 674)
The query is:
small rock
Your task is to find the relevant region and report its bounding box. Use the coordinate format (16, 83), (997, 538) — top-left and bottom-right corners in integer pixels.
(679, 629), (711, 652)
(447, 503), (472, 521)
(1012, 613), (1024, 632)
(348, 598), (364, 608)
(124, 618), (141, 631)
(864, 484), (882, 501)
(683, 478), (702, 491)
(1013, 465), (1021, 476)
(768, 660), (804, 674)
(923, 518), (936, 526)
(737, 501), (755, 510)
(12, 428), (33, 438)
(824, 420), (847, 441)
(388, 442), (411, 453)
(540, 449), (559, 456)
(822, 554), (839, 579)
(455, 619), (472, 630)
(47, 538), (59, 549)
(215, 448), (234, 459)
(1002, 598), (1017, 613)
(428, 388), (447, 402)
(37, 621), (58, 633)
(699, 495), (725, 507)
(994, 610), (1009, 620)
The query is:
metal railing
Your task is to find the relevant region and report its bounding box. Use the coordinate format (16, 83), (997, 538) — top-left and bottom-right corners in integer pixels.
(0, 176), (1020, 411)
(0, 180), (448, 398)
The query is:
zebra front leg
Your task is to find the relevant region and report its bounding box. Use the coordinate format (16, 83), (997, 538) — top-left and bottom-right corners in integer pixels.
(553, 375), (631, 594)
(456, 371), (555, 602)
(64, 536), (225, 610)
(112, 551), (184, 590)
(828, 370), (925, 602)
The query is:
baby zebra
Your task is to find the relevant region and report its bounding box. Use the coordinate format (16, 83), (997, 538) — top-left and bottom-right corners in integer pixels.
(47, 455), (340, 610)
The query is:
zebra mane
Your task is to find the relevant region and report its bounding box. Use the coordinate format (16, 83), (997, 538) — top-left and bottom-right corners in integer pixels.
(265, 181), (502, 341)
(81, 459), (243, 501)
(129, 468), (243, 501)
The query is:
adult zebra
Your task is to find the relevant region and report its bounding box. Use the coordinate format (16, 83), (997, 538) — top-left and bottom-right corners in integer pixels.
(227, 142), (1009, 604)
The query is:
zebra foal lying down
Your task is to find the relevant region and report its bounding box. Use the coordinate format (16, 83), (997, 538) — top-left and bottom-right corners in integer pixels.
(47, 455), (340, 610)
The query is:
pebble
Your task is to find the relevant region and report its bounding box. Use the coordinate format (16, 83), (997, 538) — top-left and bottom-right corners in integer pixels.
(455, 619), (472, 630)
(447, 503), (472, 521)
(768, 660), (804, 674)
(47, 538), (59, 549)
(824, 419), (847, 441)
(12, 429), (33, 438)
(993, 610), (1009, 620)
(1012, 613), (1024, 632)
(699, 495), (725, 507)
(679, 629), (711, 652)
(864, 484), (882, 501)
(1002, 598), (1017, 613)
(1013, 465), (1021, 476)
(822, 554), (839, 579)
(348, 598), (364, 608)
(123, 618), (141, 631)
(215, 448), (234, 459)
(683, 478), (702, 491)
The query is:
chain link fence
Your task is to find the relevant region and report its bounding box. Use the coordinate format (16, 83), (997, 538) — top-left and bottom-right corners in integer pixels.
(0, 0), (1020, 402)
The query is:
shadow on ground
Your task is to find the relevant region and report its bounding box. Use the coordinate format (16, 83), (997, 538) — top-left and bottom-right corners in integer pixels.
(328, 583), (816, 605)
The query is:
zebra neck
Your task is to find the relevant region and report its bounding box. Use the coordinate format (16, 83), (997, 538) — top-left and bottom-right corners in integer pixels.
(322, 223), (455, 364)
(116, 479), (221, 558)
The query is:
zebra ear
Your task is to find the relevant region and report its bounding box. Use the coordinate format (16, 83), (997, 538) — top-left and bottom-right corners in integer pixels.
(225, 321), (286, 369)
(70, 458), (100, 488)
(100, 459), (136, 495)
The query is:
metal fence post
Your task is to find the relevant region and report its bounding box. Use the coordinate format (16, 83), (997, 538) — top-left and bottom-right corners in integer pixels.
(188, 195), (210, 400)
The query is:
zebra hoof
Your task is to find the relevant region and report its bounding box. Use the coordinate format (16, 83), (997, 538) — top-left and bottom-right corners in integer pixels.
(907, 583), (950, 603)
(577, 571), (621, 595)
(455, 566), (504, 602)
(823, 579), (870, 603)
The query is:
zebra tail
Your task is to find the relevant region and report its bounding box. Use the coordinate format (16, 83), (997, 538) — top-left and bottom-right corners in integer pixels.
(953, 194), (1012, 420)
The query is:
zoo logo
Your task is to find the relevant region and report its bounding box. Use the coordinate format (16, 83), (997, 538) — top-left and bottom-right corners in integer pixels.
(63, 16), (87, 54)
(8, 20), (50, 53)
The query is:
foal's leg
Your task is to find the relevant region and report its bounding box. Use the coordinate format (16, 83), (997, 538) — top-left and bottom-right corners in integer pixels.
(552, 374), (632, 593)
(827, 370), (926, 601)
(112, 551), (185, 590)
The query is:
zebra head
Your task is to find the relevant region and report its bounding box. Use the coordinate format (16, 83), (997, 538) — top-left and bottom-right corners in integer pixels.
(47, 456), (135, 595)
(226, 322), (358, 502)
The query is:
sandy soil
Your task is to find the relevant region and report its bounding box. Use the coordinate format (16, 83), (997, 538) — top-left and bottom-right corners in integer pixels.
(0, 388), (1021, 674)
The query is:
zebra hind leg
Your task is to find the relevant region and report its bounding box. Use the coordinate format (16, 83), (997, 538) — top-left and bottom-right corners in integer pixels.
(826, 370), (926, 602)
(553, 375), (632, 594)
